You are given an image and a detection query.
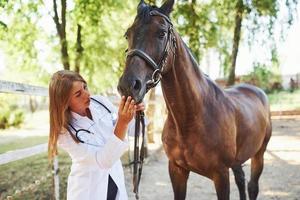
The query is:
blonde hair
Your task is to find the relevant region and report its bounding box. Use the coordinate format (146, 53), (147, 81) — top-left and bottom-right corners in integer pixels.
(48, 70), (86, 159)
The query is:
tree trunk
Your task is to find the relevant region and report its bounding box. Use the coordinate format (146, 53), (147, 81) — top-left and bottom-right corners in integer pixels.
(227, 0), (244, 86)
(75, 24), (83, 73)
(53, 0), (70, 70)
(146, 88), (156, 143)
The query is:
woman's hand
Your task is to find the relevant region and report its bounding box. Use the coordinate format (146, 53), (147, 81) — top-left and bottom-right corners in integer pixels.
(117, 96), (136, 124)
(114, 96), (145, 140)
(118, 96), (146, 124)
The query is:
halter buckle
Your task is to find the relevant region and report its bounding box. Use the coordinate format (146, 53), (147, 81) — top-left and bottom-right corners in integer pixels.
(146, 69), (162, 89)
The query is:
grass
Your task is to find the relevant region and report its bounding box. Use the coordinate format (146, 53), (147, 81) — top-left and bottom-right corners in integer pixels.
(0, 136), (48, 154)
(268, 89), (300, 111)
(0, 151), (71, 200)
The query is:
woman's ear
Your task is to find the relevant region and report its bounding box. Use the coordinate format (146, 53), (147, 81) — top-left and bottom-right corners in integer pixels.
(160, 0), (175, 16)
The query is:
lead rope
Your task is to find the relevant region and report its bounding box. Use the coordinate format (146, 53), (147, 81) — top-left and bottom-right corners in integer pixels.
(133, 111), (146, 199)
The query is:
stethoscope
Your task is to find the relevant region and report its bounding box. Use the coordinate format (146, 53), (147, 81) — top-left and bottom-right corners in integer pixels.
(68, 97), (117, 147)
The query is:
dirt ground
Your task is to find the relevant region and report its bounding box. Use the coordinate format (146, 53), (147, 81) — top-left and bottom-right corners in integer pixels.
(124, 118), (300, 200)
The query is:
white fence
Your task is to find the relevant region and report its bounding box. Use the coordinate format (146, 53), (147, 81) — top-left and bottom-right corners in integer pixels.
(0, 80), (59, 200)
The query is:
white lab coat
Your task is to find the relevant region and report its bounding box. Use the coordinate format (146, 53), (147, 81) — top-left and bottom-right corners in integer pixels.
(58, 95), (129, 200)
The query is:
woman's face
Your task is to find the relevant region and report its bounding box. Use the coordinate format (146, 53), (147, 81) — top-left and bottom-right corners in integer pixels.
(68, 81), (91, 116)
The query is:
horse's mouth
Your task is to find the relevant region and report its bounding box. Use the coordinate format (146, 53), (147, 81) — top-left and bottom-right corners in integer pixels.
(117, 87), (146, 104)
(134, 95), (144, 104)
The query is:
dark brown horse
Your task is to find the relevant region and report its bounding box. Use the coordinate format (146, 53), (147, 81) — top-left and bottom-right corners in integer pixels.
(118, 1), (272, 199)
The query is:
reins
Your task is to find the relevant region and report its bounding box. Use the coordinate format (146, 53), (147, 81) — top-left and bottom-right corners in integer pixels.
(132, 111), (146, 199)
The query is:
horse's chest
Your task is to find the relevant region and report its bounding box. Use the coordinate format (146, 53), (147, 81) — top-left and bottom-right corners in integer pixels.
(162, 131), (210, 174)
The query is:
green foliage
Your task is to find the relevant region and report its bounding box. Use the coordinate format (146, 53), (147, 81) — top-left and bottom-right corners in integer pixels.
(0, 109), (24, 129)
(173, 0), (235, 63)
(0, 0), (137, 91)
(0, 0), (49, 86)
(0, 97), (25, 129)
(67, 0), (136, 92)
(241, 63), (282, 92)
(0, 0), (298, 91)
(252, 0), (278, 16)
(0, 0), (8, 8)
(173, 0), (298, 77)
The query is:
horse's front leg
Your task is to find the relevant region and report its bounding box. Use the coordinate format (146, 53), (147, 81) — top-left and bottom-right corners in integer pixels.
(212, 167), (230, 200)
(168, 160), (190, 200)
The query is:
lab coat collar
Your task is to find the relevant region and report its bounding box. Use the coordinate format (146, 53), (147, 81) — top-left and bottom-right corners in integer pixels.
(70, 108), (95, 128)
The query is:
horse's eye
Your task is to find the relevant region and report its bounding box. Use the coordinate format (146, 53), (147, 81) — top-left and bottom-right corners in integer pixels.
(125, 49), (128, 53)
(158, 31), (167, 39)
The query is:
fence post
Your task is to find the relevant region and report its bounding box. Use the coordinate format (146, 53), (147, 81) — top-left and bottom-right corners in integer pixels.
(53, 156), (60, 200)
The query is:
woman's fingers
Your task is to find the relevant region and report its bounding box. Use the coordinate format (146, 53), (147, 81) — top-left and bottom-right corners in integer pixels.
(128, 99), (135, 113)
(122, 96), (132, 112)
(118, 96), (126, 113)
(118, 97), (148, 123)
(121, 96), (136, 114)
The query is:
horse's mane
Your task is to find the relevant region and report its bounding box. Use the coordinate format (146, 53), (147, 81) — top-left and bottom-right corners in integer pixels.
(181, 38), (226, 100)
(181, 40), (202, 75)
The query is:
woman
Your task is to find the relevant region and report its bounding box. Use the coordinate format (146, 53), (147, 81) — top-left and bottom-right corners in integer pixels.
(48, 70), (144, 200)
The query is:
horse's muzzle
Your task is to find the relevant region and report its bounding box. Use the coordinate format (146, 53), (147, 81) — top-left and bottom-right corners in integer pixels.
(117, 75), (145, 103)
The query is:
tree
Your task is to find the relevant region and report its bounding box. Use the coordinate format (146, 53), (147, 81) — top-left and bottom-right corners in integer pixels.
(173, 0), (298, 85)
(51, 0), (137, 92)
(0, 0), (49, 85)
(174, 0), (235, 65)
(227, 0), (298, 85)
(227, 0), (244, 85)
(0, 0), (138, 92)
(52, 0), (70, 70)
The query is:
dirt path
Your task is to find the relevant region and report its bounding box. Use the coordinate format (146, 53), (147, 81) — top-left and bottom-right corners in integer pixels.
(125, 118), (300, 200)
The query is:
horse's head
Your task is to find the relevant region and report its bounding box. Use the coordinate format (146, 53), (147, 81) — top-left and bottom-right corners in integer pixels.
(117, 0), (176, 103)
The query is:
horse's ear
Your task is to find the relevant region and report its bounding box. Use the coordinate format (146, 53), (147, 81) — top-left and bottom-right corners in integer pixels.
(160, 0), (175, 16)
(137, 0), (147, 14)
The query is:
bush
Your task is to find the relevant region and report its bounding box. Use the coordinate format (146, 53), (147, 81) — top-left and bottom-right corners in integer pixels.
(9, 109), (24, 127)
(241, 64), (282, 93)
(0, 97), (25, 129)
(0, 111), (9, 129)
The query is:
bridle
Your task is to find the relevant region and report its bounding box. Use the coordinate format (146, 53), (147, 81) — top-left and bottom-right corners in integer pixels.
(126, 10), (177, 92)
(126, 10), (176, 200)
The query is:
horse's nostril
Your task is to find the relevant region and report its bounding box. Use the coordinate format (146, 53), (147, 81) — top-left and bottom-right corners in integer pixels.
(133, 80), (141, 91)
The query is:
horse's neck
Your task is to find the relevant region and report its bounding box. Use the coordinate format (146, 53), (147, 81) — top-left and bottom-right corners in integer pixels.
(161, 34), (221, 126)
(161, 36), (206, 120)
